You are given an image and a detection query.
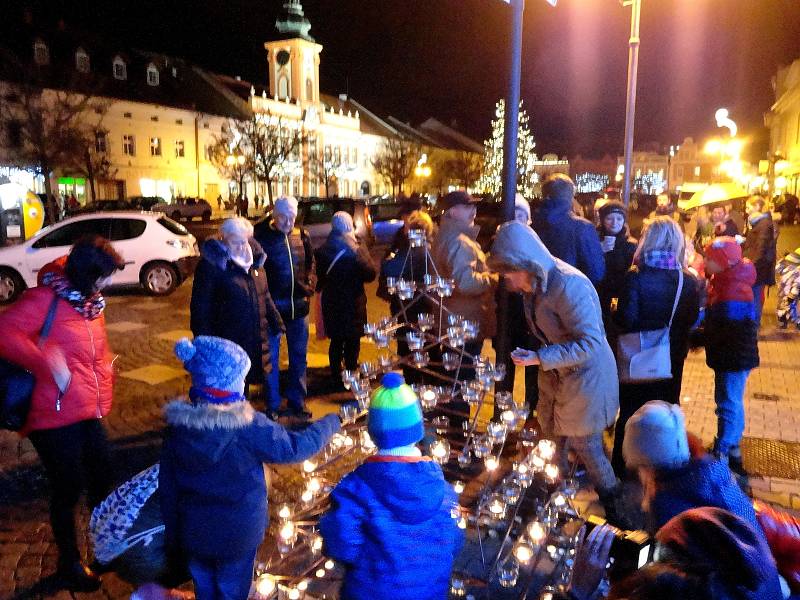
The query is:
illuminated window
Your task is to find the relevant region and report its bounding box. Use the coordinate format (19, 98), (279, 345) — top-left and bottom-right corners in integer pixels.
(95, 131), (107, 153)
(694, 166), (701, 177)
(175, 140), (185, 158)
(123, 135), (135, 156)
(150, 137), (162, 157)
(33, 40), (49, 65)
(146, 64), (159, 86)
(113, 56), (127, 80)
(75, 48), (90, 73)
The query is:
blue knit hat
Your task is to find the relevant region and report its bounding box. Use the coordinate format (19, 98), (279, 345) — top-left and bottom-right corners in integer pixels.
(367, 373), (424, 449)
(175, 336), (251, 395)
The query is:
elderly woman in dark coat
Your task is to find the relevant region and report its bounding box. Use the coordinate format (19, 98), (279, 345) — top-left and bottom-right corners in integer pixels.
(190, 217), (284, 407)
(315, 211), (377, 384)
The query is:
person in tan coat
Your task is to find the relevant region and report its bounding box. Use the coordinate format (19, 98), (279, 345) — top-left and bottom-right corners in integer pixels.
(489, 221), (625, 525)
(431, 191), (498, 379)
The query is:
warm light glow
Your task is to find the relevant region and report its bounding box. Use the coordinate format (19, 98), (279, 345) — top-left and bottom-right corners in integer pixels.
(298, 580), (309, 591)
(303, 460), (317, 473)
(776, 176), (788, 190)
(538, 440), (556, 461)
(278, 505), (291, 520)
(514, 541), (534, 563)
(453, 480), (465, 494)
(256, 574), (276, 597)
(288, 589), (300, 600)
(312, 534), (323, 553)
(775, 160), (790, 174)
(527, 521), (546, 543)
(544, 464), (559, 481)
(485, 456), (500, 471)
(301, 490), (313, 503)
(704, 139), (723, 155)
(315, 569), (325, 578)
(279, 521), (296, 541)
(307, 477), (322, 493)
(715, 108), (738, 137)
(422, 389), (437, 403)
(324, 559), (335, 570)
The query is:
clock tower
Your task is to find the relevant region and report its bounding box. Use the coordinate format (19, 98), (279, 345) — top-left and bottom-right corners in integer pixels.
(266, 1), (322, 106)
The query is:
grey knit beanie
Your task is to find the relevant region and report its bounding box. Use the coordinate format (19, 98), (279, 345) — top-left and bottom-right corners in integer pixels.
(623, 400), (690, 469)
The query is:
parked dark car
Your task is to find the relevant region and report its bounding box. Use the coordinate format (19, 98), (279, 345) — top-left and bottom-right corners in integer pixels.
(370, 202), (406, 246)
(292, 197), (373, 249)
(128, 196), (166, 211)
(69, 199), (133, 215)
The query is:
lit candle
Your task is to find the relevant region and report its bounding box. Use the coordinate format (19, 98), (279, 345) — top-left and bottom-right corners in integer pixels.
(484, 456), (499, 471)
(430, 439), (450, 464)
(500, 410), (517, 426)
(422, 388), (437, 404)
(301, 490), (313, 504)
(527, 520), (546, 543)
(315, 569), (325, 578)
(307, 477), (322, 493)
(538, 439), (556, 461)
(530, 455), (545, 471)
(288, 589), (300, 600)
(544, 464), (559, 482)
(488, 494), (506, 518)
(453, 480), (465, 494)
(513, 541), (534, 563)
(256, 574), (276, 596)
(298, 580), (309, 591)
(278, 504), (291, 520)
(303, 459), (317, 473)
(279, 521), (296, 541)
(324, 559), (335, 570)
(311, 533), (323, 554)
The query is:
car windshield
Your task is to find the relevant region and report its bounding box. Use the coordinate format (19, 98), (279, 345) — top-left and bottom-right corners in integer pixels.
(157, 216), (189, 235)
(371, 204), (403, 221)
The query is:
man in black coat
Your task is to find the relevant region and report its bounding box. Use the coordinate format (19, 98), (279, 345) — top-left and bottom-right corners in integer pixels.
(532, 173), (605, 286)
(742, 196), (777, 327)
(254, 197), (315, 418)
(190, 218), (284, 405)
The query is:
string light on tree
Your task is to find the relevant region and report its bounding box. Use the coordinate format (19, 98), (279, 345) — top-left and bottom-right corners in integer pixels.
(477, 99), (538, 196)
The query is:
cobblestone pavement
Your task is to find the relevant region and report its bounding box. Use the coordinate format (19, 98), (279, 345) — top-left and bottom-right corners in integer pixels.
(2, 228), (800, 598)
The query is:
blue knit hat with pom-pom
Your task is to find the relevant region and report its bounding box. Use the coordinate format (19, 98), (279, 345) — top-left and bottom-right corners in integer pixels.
(368, 372), (424, 449)
(175, 336), (251, 394)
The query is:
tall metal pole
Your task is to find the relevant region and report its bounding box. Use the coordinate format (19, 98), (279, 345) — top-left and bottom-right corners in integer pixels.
(495, 0), (525, 412)
(621, 0), (642, 208)
(501, 0), (524, 222)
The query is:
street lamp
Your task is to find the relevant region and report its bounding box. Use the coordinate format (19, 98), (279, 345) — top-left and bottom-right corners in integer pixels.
(621, 0), (642, 209)
(226, 152), (247, 197)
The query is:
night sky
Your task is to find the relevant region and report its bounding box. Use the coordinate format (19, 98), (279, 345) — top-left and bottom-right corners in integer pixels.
(11, 1), (800, 159)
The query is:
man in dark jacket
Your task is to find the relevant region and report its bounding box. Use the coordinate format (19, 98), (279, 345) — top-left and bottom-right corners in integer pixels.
(742, 195), (777, 327)
(254, 197), (315, 418)
(533, 173), (605, 286)
(190, 218), (284, 400)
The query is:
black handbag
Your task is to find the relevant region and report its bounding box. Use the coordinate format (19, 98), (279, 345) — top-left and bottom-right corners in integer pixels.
(0, 295), (61, 431)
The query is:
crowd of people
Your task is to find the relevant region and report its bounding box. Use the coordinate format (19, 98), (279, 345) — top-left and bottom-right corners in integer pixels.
(1, 173), (799, 600)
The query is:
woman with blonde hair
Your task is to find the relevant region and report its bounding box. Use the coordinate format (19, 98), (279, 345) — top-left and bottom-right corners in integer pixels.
(611, 216), (700, 476)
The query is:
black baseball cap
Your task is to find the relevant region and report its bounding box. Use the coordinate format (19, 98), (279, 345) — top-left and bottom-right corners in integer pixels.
(441, 191), (479, 210)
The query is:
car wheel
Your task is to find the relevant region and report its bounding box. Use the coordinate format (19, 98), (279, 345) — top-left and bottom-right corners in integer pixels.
(202, 210), (211, 222)
(141, 262), (178, 296)
(0, 268), (25, 304)
(171, 211), (182, 221)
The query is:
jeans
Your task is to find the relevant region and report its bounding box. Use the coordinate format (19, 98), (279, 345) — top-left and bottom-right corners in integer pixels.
(714, 370), (750, 456)
(267, 316), (309, 412)
(752, 284), (765, 328)
(188, 550), (256, 600)
(28, 419), (113, 566)
(558, 433), (617, 494)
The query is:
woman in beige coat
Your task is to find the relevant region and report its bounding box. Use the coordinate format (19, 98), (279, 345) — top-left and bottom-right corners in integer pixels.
(489, 221), (624, 523)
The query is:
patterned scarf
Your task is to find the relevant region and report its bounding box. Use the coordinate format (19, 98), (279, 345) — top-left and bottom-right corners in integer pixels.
(642, 250), (681, 270)
(42, 272), (106, 319)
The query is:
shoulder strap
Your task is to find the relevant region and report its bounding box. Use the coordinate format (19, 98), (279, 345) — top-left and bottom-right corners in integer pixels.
(37, 294), (61, 347)
(667, 270), (684, 328)
(326, 248), (347, 276)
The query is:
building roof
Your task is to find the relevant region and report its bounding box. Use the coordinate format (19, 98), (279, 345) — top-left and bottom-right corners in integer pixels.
(0, 21), (251, 119)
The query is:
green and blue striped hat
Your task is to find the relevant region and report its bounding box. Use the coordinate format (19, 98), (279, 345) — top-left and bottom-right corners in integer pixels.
(368, 372), (424, 449)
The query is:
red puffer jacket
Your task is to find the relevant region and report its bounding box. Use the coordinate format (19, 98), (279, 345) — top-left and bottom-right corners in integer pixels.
(754, 500), (800, 593)
(0, 285), (114, 436)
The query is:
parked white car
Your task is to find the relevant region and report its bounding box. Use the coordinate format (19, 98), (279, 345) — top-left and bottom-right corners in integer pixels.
(151, 197), (213, 222)
(0, 212), (199, 303)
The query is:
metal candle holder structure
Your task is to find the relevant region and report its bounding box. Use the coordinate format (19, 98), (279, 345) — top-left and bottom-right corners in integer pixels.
(252, 228), (587, 599)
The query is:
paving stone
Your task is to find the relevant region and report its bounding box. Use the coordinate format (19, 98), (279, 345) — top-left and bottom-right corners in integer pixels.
(155, 328), (194, 343)
(105, 321), (148, 333)
(119, 364), (187, 385)
(128, 301), (171, 311)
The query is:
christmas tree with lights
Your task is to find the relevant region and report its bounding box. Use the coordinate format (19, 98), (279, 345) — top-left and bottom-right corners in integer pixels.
(477, 99), (539, 197)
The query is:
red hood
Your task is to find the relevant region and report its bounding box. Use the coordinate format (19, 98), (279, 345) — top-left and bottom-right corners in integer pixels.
(36, 255), (68, 286)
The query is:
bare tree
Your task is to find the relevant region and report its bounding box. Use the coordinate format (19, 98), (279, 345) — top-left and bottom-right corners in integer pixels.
(67, 120), (117, 203)
(208, 125), (252, 201)
(305, 144), (341, 198)
(0, 71), (111, 222)
(242, 112), (306, 207)
(447, 151), (483, 189)
(371, 134), (421, 197)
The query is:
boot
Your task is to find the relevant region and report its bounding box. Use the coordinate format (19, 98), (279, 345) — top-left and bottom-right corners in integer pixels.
(57, 560), (102, 593)
(597, 484), (635, 531)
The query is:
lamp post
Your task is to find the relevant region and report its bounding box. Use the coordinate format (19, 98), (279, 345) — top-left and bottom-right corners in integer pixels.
(621, 0), (642, 209)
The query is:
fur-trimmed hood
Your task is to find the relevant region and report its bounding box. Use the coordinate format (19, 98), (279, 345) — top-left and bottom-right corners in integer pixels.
(163, 397), (257, 472)
(200, 238), (267, 271)
(164, 397), (256, 430)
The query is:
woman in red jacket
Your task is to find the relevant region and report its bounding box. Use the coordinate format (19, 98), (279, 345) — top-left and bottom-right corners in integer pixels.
(0, 235), (123, 592)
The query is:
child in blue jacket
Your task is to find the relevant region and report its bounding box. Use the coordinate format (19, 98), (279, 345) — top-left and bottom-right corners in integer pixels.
(319, 373), (464, 600)
(159, 336), (340, 600)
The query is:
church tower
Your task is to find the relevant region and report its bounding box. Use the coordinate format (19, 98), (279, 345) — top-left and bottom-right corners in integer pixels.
(265, 1), (322, 106)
